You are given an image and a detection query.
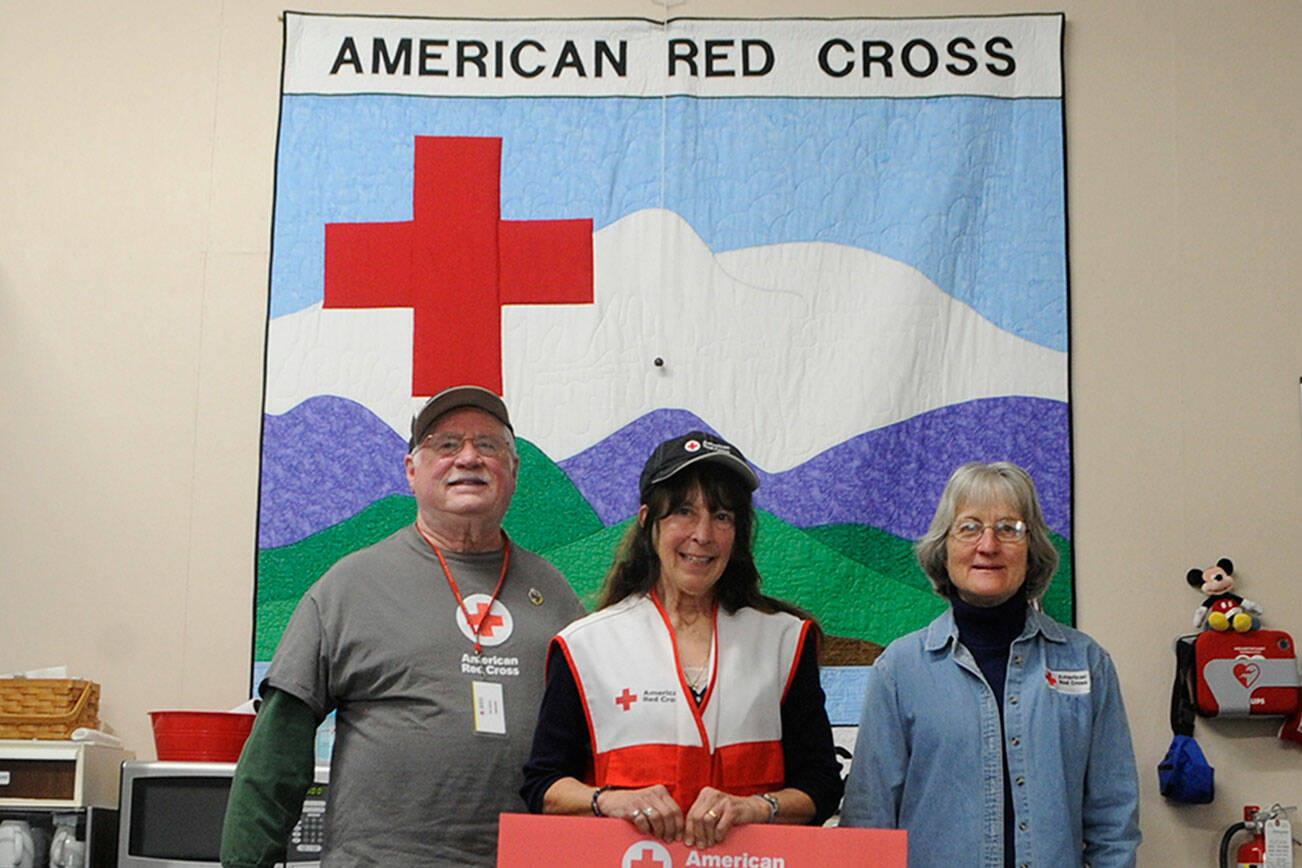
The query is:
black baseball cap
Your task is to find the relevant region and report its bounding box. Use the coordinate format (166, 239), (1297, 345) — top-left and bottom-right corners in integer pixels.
(409, 385), (512, 451)
(639, 431), (760, 497)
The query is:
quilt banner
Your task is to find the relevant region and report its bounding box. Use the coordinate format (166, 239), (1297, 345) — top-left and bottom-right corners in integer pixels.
(259, 12), (1070, 723)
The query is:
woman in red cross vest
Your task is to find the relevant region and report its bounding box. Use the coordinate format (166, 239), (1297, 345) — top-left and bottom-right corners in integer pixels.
(521, 431), (844, 849)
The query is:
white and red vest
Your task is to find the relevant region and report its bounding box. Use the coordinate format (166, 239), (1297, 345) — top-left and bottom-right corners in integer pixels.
(552, 593), (809, 811)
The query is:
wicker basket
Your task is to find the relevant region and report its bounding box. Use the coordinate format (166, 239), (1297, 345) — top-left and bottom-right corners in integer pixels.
(0, 679), (101, 739)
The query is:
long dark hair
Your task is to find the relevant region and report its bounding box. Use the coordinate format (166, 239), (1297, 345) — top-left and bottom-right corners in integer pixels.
(597, 463), (814, 628)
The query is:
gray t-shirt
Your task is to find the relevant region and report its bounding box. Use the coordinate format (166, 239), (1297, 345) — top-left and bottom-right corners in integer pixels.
(264, 524), (585, 867)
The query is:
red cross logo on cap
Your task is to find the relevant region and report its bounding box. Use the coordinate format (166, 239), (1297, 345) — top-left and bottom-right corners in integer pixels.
(684, 440), (701, 453)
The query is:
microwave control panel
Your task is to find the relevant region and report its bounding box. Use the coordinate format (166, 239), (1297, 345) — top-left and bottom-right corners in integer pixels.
(286, 780), (328, 862)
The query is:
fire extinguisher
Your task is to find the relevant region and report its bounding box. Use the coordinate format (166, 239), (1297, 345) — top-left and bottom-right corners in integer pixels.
(1220, 804), (1297, 868)
(1239, 806), (1267, 867)
(1220, 806), (1265, 868)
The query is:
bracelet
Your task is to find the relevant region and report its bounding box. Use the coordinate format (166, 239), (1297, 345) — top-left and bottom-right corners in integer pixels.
(592, 785), (615, 817)
(755, 792), (779, 823)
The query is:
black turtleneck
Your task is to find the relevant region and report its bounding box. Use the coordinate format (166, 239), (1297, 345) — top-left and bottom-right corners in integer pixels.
(951, 587), (1028, 702)
(951, 586), (1028, 868)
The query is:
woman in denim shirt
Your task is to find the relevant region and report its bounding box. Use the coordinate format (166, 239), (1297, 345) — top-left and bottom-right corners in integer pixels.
(840, 462), (1140, 868)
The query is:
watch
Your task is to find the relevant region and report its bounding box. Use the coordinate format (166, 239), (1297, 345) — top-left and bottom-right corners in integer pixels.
(592, 785), (615, 817)
(756, 792), (779, 823)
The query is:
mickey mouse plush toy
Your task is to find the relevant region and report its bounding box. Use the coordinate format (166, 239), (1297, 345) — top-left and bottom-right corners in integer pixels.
(1187, 557), (1262, 632)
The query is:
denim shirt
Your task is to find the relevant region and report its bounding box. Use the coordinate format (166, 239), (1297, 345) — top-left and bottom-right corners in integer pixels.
(840, 606), (1140, 868)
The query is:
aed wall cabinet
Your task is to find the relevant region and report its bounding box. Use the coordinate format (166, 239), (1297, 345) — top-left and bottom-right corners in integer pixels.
(0, 740), (134, 808)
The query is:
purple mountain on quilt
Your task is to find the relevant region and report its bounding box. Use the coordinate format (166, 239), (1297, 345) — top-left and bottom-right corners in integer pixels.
(558, 397), (1071, 539)
(259, 395), (1070, 549)
(259, 396), (410, 549)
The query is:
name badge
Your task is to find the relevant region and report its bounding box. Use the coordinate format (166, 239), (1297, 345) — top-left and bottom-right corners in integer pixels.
(1045, 668), (1091, 694)
(473, 681), (507, 735)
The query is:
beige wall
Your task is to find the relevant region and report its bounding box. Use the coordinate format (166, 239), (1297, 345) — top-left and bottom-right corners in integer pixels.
(3, 1), (1299, 864)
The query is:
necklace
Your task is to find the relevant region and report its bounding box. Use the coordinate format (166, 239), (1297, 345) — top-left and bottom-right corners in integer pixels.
(652, 591), (716, 699)
(680, 635), (715, 695)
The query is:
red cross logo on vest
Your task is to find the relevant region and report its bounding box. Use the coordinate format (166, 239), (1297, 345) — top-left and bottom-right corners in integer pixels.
(615, 688), (638, 711)
(323, 135), (594, 396)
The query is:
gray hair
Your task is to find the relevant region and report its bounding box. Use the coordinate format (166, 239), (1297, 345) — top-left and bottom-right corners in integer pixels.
(498, 425), (519, 465)
(500, 427), (520, 470)
(914, 461), (1060, 601)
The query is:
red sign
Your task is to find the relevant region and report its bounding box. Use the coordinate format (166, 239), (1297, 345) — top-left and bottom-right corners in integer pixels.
(498, 813), (906, 868)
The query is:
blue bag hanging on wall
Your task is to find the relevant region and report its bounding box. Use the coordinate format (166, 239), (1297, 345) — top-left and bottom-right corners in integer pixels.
(1158, 634), (1215, 804)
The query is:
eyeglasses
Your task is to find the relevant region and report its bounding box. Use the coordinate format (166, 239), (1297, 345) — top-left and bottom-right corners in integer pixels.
(950, 518), (1027, 544)
(418, 433), (509, 458)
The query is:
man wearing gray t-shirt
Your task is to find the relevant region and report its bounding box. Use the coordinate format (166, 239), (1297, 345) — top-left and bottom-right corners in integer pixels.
(222, 385), (586, 867)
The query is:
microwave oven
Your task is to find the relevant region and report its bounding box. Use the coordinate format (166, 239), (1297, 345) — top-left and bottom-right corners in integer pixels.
(117, 761), (328, 868)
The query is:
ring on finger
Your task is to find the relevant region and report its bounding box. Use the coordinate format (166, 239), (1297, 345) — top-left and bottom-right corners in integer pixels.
(643, 806), (656, 818)
(705, 809), (718, 820)
(631, 809), (643, 819)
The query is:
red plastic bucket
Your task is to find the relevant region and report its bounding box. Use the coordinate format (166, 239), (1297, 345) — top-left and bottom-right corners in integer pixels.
(149, 710), (255, 762)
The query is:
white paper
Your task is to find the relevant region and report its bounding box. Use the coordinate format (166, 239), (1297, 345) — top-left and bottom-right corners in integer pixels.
(1264, 817), (1293, 868)
(1, 666), (71, 679)
(69, 728), (123, 748)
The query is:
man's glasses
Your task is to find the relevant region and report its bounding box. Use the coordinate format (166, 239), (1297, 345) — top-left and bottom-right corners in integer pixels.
(949, 518), (1027, 544)
(419, 433), (509, 458)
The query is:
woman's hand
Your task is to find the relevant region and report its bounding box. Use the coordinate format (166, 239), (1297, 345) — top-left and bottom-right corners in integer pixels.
(683, 787), (770, 849)
(599, 784), (684, 843)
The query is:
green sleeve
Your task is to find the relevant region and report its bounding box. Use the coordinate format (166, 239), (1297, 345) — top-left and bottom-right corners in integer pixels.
(220, 688), (319, 868)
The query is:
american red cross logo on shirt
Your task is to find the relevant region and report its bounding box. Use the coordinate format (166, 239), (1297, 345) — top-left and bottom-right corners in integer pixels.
(467, 602), (505, 637)
(616, 688), (638, 711)
(323, 135), (594, 397)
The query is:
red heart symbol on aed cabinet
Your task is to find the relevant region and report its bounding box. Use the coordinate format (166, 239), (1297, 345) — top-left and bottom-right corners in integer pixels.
(1233, 661), (1261, 689)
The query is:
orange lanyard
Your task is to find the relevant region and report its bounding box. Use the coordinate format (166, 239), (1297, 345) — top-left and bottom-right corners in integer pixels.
(416, 525), (511, 653)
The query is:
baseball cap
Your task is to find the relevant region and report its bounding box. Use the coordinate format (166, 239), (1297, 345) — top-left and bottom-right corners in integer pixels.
(409, 385), (512, 451)
(639, 431), (760, 497)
